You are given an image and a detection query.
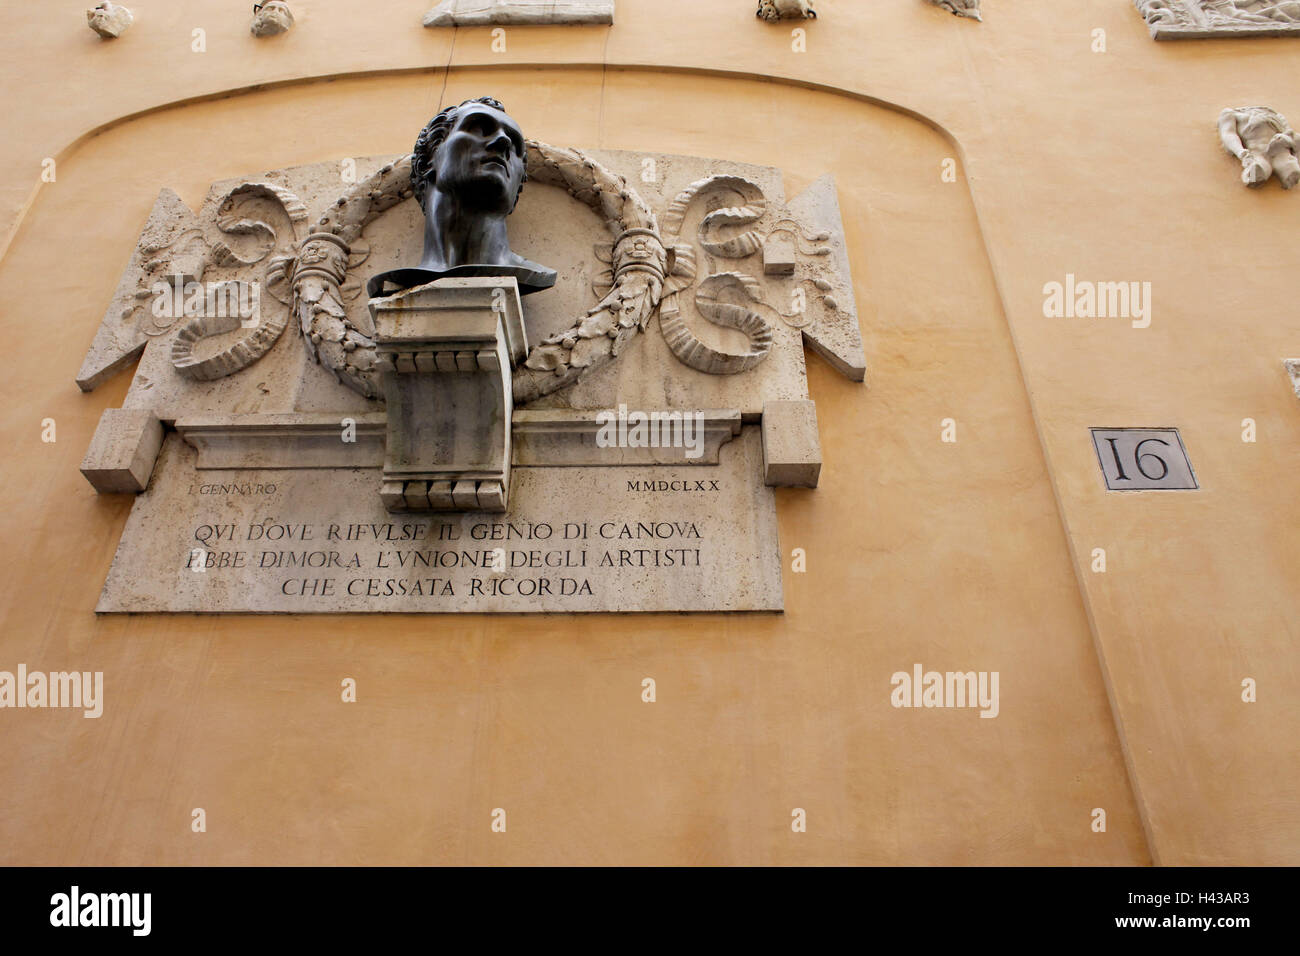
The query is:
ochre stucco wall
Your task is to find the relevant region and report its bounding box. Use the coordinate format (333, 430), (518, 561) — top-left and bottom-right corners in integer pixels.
(0, 0), (1296, 865)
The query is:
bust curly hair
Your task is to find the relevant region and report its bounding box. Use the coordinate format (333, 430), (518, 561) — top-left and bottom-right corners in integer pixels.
(410, 96), (527, 213)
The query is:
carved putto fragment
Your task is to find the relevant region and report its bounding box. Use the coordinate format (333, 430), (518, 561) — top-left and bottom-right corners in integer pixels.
(87, 2), (133, 38)
(251, 1), (295, 37)
(926, 0), (982, 21)
(1219, 106), (1300, 189)
(756, 0), (816, 22)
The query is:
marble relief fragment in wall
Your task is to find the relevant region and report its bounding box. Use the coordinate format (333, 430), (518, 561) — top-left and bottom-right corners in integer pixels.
(251, 1), (295, 37)
(1136, 0), (1300, 38)
(1219, 106), (1300, 189)
(926, 0), (981, 22)
(423, 0), (614, 27)
(756, 0), (816, 21)
(86, 2), (132, 38)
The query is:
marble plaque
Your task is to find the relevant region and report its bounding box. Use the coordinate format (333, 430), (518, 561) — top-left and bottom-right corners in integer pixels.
(78, 135), (864, 615)
(1091, 428), (1198, 491)
(97, 428), (782, 614)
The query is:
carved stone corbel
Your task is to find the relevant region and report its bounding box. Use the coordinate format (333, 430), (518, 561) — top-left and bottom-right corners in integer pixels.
(369, 277), (528, 513)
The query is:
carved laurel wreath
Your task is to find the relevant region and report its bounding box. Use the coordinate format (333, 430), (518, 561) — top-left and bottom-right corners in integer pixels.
(170, 143), (794, 401)
(277, 142), (671, 404)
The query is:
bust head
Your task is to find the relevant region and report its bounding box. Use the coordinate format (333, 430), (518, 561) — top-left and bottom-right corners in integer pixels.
(367, 96), (555, 297)
(412, 96), (527, 216)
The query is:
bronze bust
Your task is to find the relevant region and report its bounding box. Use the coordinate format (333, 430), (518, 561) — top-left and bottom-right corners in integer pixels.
(368, 96), (557, 297)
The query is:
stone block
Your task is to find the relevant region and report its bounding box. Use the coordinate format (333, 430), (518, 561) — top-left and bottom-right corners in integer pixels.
(80, 408), (163, 493)
(428, 481), (455, 510)
(476, 480), (506, 511)
(451, 480), (479, 510)
(404, 481), (430, 510)
(761, 399), (821, 488)
(379, 481), (406, 511)
(763, 237), (796, 276)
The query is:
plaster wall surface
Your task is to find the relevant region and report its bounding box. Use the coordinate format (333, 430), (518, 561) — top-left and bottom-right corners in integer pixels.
(0, 0), (1295, 865)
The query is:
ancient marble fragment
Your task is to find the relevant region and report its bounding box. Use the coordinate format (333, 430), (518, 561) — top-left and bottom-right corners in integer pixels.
(251, 1), (295, 37)
(87, 2), (132, 38)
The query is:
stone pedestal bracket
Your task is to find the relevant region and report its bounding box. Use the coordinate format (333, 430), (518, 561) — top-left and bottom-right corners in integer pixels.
(368, 277), (527, 513)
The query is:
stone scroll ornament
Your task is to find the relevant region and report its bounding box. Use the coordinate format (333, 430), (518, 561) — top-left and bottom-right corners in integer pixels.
(635, 173), (837, 375)
(264, 143), (668, 404)
(169, 182), (308, 380)
(656, 176), (775, 375)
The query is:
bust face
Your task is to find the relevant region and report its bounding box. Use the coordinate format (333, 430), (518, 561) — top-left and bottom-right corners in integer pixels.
(430, 103), (527, 214)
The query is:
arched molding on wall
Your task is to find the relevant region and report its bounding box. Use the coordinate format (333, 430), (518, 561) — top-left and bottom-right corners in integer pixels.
(10, 62), (1153, 860)
(3, 62), (970, 264)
